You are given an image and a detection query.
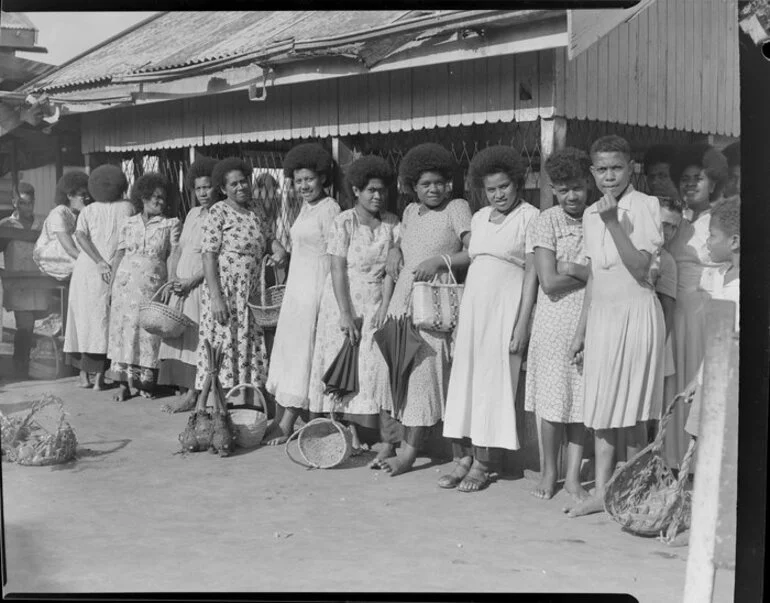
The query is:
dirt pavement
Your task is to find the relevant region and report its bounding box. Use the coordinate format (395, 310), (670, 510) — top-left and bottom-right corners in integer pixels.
(1, 374), (735, 599)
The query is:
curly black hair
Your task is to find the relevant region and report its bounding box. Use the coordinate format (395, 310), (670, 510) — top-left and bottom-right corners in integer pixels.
(16, 182), (35, 198)
(54, 171), (90, 206)
(643, 144), (677, 174)
(544, 147), (592, 185)
(671, 143), (728, 199)
(657, 195), (684, 214)
(710, 196), (740, 237)
(346, 155), (395, 191)
(467, 145), (527, 191)
(88, 164), (128, 203)
(211, 158), (252, 201)
(589, 135), (632, 160)
(398, 143), (454, 192)
(184, 156), (218, 192)
(130, 172), (172, 214)
(722, 141), (740, 168)
(282, 143), (334, 183)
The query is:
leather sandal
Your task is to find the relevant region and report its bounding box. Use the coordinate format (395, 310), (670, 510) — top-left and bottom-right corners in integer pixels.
(437, 459), (472, 489)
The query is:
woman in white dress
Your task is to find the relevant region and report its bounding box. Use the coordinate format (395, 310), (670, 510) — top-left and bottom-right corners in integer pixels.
(442, 146), (539, 492)
(63, 165), (134, 389)
(158, 157), (218, 413)
(307, 156), (399, 450)
(265, 143), (341, 444)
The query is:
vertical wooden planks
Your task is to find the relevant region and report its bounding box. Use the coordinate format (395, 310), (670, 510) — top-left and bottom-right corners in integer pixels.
(692, 0), (703, 133)
(279, 84), (293, 142)
(366, 73), (380, 135)
(636, 9), (649, 127)
(389, 69), (407, 134)
(498, 53), (515, 123)
(656, 0), (669, 130)
(434, 63), (450, 129)
(486, 54), (502, 124)
(728, 0), (740, 136)
(447, 62), (463, 127)
(401, 68), (413, 132)
(701, 0), (714, 135)
(565, 46), (578, 119)
(423, 64), (440, 130)
(553, 48), (566, 118)
(715, 0), (726, 136)
(683, 0), (695, 132)
(472, 57), (488, 125)
(627, 13), (639, 126)
(647, 2), (658, 128)
(616, 22), (629, 125)
(354, 73), (368, 136)
(538, 49), (555, 119)
(514, 51), (539, 123)
(576, 49), (588, 120)
(412, 66), (426, 131)
(607, 27), (620, 123)
(460, 58), (476, 126)
(585, 45), (598, 121)
(596, 35), (609, 124)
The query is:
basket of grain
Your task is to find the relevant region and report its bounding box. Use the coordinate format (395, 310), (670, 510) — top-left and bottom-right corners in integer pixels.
(139, 282), (195, 339)
(247, 255), (286, 329)
(225, 383), (269, 449)
(285, 415), (353, 469)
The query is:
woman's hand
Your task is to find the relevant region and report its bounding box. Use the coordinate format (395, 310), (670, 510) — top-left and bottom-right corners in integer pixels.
(413, 255), (445, 282)
(171, 278), (198, 297)
(596, 192), (620, 224)
(371, 303), (389, 331)
(509, 322), (530, 355)
(211, 294), (229, 325)
(339, 312), (361, 346)
(385, 247), (403, 281)
(98, 260), (112, 284)
(568, 333), (585, 371)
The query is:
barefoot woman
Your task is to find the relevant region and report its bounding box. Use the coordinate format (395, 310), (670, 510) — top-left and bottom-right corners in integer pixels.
(441, 146), (539, 492)
(371, 143), (472, 476)
(524, 148), (592, 501)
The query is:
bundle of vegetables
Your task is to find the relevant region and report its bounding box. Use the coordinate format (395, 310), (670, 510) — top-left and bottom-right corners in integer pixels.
(0, 394), (77, 466)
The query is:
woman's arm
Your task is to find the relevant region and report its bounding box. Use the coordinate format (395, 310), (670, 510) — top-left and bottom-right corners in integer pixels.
(534, 248), (585, 295)
(605, 220), (652, 282)
(509, 252), (538, 355)
(202, 251), (229, 324)
(658, 293), (676, 339)
(167, 244), (182, 282)
(413, 231), (472, 281)
(109, 249), (125, 289)
(330, 255), (360, 345)
(373, 274), (395, 330)
(569, 262), (593, 366)
(55, 231), (80, 260)
(74, 230), (110, 270)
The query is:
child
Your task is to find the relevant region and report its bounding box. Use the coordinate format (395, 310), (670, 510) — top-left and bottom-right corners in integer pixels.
(565, 135), (665, 517)
(684, 196), (740, 438)
(0, 183), (50, 378)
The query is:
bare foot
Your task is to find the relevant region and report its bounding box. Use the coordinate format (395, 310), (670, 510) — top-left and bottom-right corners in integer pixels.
(530, 471), (557, 500)
(92, 372), (106, 391)
(112, 384), (131, 402)
(78, 371), (91, 388)
(138, 390), (155, 399)
(161, 391), (198, 414)
(381, 450), (417, 477)
(369, 444), (396, 469)
(437, 456), (472, 488)
(457, 466), (494, 493)
(564, 480), (590, 503)
(263, 421), (291, 446)
(562, 491), (605, 518)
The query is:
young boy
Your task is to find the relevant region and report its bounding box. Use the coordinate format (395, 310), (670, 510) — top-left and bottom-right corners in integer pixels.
(566, 135), (665, 518)
(684, 196), (740, 438)
(0, 183), (50, 378)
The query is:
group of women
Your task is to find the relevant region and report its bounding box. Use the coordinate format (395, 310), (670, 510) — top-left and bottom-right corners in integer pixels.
(20, 133), (739, 517)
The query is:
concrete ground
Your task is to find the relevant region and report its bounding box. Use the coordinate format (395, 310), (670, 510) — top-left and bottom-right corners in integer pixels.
(1, 367), (735, 599)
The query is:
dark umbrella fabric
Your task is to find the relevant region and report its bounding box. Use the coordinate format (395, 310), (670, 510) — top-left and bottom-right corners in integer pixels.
(322, 317), (363, 399)
(373, 314), (426, 420)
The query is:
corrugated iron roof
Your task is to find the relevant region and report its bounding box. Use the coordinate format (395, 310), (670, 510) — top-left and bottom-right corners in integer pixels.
(0, 12), (37, 31)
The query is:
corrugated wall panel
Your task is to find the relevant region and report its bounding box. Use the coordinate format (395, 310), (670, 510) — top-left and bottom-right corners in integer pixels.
(728, 0), (739, 136)
(637, 6), (649, 127)
(616, 21), (629, 124)
(576, 51), (588, 120)
(674, 0), (686, 130)
(447, 63), (463, 128)
(514, 51), (539, 122)
(665, 0), (677, 130)
(472, 57), (488, 125)
(646, 6), (658, 128)
(538, 49), (555, 119)
(655, 0), (668, 129)
(596, 36), (609, 124)
(627, 15), (639, 126)
(497, 54), (515, 124)
(607, 28), (620, 123)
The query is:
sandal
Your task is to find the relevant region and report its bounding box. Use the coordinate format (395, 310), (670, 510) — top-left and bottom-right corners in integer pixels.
(457, 470), (496, 493)
(437, 458), (472, 489)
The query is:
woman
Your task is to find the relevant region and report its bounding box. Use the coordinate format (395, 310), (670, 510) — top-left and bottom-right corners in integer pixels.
(196, 158), (285, 403)
(64, 165), (134, 389)
(667, 144), (729, 458)
(158, 157), (218, 413)
(265, 143), (340, 444)
(643, 144), (679, 200)
(522, 147), (592, 501)
(307, 155), (399, 451)
(441, 146), (539, 492)
(370, 142), (472, 477)
(33, 171), (91, 281)
(107, 173), (181, 401)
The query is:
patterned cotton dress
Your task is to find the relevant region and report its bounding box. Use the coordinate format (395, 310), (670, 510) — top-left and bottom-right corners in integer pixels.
(582, 186), (665, 429)
(443, 202), (539, 450)
(380, 198), (473, 428)
(158, 206), (208, 389)
(307, 209), (400, 427)
(524, 205), (589, 424)
(267, 197), (341, 409)
(33, 205), (78, 280)
(107, 214), (181, 388)
(195, 201), (271, 391)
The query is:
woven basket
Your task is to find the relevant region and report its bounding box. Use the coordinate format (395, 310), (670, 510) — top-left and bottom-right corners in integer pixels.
(247, 256), (286, 329)
(225, 383), (269, 449)
(139, 282), (194, 339)
(285, 416), (353, 469)
(604, 389), (697, 542)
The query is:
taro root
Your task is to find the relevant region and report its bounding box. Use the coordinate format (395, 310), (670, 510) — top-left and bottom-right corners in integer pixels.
(194, 411), (213, 450)
(210, 412), (235, 457)
(178, 414), (200, 452)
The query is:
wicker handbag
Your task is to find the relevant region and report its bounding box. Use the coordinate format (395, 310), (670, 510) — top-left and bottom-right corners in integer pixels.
(603, 389), (698, 543)
(411, 254), (464, 332)
(247, 256), (286, 329)
(139, 282), (194, 339)
(285, 413), (353, 469)
(225, 383), (269, 449)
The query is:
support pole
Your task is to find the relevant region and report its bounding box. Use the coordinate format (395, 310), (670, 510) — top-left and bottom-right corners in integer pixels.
(188, 146), (196, 165)
(538, 116), (567, 210)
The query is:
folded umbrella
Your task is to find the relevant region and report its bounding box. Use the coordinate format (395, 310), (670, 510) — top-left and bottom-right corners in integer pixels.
(322, 317), (364, 399)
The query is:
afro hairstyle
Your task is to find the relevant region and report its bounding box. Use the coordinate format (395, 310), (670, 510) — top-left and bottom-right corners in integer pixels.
(346, 155), (395, 191)
(710, 196), (740, 237)
(130, 172), (173, 214)
(544, 147), (592, 185)
(210, 158), (252, 201)
(643, 144), (677, 174)
(671, 143), (728, 198)
(88, 164), (128, 203)
(184, 156), (218, 192)
(467, 145), (528, 191)
(589, 135), (633, 161)
(282, 143), (333, 183)
(722, 141), (740, 168)
(398, 143), (454, 191)
(55, 171), (90, 206)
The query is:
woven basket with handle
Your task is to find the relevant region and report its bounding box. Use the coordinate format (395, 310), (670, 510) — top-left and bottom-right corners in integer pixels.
(247, 256), (286, 329)
(139, 282), (194, 339)
(603, 388), (698, 543)
(285, 410), (353, 469)
(225, 383), (269, 449)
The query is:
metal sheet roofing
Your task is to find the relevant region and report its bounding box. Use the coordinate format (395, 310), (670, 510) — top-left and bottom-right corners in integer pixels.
(0, 12), (37, 31)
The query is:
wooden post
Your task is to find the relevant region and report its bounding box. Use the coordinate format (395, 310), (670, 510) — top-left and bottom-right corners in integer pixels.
(538, 116), (567, 210)
(683, 300), (738, 603)
(188, 146), (196, 165)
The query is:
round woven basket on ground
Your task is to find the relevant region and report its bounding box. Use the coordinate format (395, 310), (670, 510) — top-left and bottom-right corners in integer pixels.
(247, 256), (286, 329)
(139, 282), (194, 339)
(285, 417), (353, 469)
(225, 383), (269, 449)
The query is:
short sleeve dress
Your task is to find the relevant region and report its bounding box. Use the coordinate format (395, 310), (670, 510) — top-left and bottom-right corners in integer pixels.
(33, 205), (78, 280)
(524, 205), (589, 424)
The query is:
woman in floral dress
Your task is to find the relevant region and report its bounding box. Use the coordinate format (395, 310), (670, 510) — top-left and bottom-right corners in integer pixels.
(524, 148), (592, 501)
(265, 143), (340, 444)
(107, 173), (181, 401)
(307, 156), (399, 451)
(196, 158), (287, 404)
(158, 157), (218, 413)
(370, 143), (473, 477)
